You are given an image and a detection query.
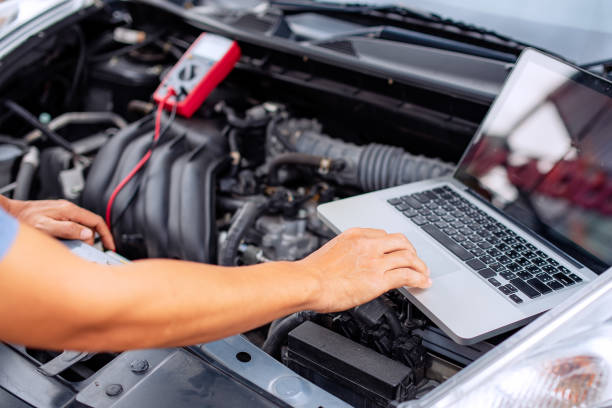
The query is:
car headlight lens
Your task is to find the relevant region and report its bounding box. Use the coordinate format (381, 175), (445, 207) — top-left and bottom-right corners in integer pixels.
(456, 325), (612, 408)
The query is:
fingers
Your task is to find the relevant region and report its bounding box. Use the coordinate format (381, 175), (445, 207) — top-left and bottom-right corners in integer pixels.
(385, 267), (432, 289)
(56, 201), (116, 251)
(37, 219), (96, 245)
(382, 249), (428, 275)
(377, 233), (417, 255)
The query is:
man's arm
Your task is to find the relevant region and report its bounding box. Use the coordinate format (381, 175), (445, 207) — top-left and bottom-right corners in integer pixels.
(0, 223), (429, 352)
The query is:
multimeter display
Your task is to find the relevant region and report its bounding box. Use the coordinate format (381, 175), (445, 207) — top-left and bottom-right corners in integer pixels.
(153, 33), (241, 118)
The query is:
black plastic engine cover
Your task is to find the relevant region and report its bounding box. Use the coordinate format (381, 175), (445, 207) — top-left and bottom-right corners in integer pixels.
(81, 115), (228, 262)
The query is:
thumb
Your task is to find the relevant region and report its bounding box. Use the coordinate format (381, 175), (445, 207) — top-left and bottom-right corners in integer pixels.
(39, 219), (95, 245)
(385, 268), (432, 290)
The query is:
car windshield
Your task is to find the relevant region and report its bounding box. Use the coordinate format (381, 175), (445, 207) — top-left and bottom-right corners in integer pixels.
(313, 0), (612, 66)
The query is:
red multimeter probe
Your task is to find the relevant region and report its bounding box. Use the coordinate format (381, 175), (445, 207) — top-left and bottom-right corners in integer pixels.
(153, 33), (241, 118)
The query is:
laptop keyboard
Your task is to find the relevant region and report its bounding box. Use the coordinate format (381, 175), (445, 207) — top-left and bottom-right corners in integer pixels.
(387, 186), (583, 304)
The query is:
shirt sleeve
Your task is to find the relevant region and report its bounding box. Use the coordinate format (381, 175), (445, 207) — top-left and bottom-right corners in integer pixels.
(0, 206), (18, 261)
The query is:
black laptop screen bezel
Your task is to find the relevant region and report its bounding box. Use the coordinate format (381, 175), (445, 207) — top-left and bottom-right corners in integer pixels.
(454, 48), (612, 274)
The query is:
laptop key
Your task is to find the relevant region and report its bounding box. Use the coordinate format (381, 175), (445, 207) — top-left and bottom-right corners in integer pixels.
(470, 248), (485, 257)
(461, 241), (476, 250)
(488, 278), (501, 287)
(478, 268), (496, 278)
(499, 285), (513, 295)
(467, 234), (482, 242)
(500, 271), (516, 280)
(516, 257), (530, 267)
(532, 258), (547, 266)
(509, 294), (523, 304)
(402, 196), (423, 209)
(497, 255), (511, 265)
(490, 263), (505, 272)
(536, 273), (553, 282)
(435, 221), (448, 229)
(487, 248), (501, 257)
(395, 202), (410, 211)
(421, 224), (474, 261)
(403, 209), (419, 218)
(510, 278), (541, 299)
(466, 258), (486, 271)
(542, 265), (557, 274)
(411, 216), (429, 226)
(517, 271), (532, 280)
(453, 235), (467, 243)
(507, 250), (520, 259)
(478, 241), (492, 249)
(388, 198), (402, 205)
(507, 263), (521, 272)
(522, 251), (536, 259)
(526, 265), (540, 274)
(558, 265), (571, 274)
(527, 278), (553, 294)
(418, 209), (432, 217)
(553, 273), (575, 286)
(548, 280), (564, 291)
(505, 284), (518, 293)
(569, 274), (583, 283)
(479, 255), (495, 264)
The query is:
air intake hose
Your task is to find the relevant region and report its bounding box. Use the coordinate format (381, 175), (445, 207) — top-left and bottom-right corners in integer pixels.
(267, 118), (454, 192)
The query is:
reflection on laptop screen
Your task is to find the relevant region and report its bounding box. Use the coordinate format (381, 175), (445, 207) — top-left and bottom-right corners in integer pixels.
(455, 53), (612, 273)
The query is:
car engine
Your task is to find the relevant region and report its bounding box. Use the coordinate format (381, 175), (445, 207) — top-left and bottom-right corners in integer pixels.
(0, 2), (511, 406)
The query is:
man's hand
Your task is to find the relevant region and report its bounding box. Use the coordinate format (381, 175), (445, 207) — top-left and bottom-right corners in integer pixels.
(299, 228), (430, 313)
(5, 199), (115, 250)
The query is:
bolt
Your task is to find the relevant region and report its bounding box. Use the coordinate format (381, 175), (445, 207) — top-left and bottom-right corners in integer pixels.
(105, 384), (123, 397)
(130, 359), (149, 374)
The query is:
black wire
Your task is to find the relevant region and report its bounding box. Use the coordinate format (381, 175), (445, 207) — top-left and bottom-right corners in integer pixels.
(2, 100), (76, 154)
(65, 26), (87, 108)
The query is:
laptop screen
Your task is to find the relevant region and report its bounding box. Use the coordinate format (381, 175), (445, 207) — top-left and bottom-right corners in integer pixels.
(455, 49), (612, 273)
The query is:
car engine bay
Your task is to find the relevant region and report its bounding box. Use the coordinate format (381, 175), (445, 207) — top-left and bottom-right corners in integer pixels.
(0, 1), (526, 407)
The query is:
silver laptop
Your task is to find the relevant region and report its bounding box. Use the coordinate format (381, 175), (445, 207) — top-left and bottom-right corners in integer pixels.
(318, 48), (612, 345)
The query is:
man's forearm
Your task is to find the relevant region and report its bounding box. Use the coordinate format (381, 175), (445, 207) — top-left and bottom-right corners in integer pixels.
(0, 223), (319, 351)
(79, 259), (319, 350)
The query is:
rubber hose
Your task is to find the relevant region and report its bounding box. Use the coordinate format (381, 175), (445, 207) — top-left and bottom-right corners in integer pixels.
(262, 311), (317, 358)
(218, 197), (269, 266)
(13, 147), (39, 200)
(358, 143), (453, 192)
(273, 122), (454, 191)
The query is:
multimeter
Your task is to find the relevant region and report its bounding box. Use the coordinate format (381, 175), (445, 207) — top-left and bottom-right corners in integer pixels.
(153, 33), (241, 118)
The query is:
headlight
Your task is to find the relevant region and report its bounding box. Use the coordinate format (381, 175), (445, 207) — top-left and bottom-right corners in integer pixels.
(457, 325), (612, 408)
(402, 268), (612, 408)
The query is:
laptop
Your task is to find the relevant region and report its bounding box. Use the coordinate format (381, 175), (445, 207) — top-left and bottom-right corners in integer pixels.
(318, 48), (612, 345)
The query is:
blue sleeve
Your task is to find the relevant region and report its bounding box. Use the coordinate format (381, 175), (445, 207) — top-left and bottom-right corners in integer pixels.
(0, 206), (18, 261)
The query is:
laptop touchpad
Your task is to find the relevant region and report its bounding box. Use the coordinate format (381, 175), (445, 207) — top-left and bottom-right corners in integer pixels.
(410, 236), (459, 278)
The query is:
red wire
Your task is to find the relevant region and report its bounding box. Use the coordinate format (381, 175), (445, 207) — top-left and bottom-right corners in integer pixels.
(105, 89), (175, 229)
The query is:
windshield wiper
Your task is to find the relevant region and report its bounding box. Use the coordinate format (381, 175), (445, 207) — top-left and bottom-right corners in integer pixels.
(269, 0), (532, 52)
